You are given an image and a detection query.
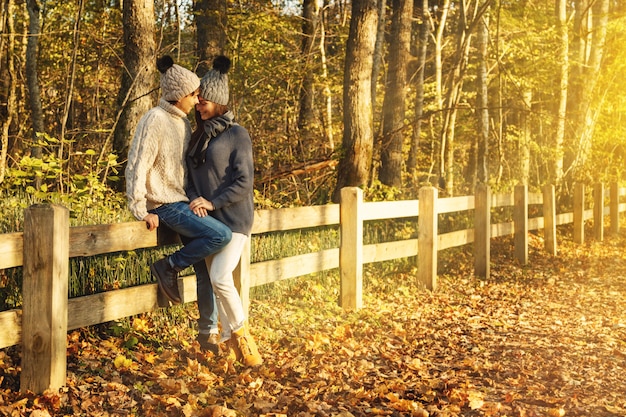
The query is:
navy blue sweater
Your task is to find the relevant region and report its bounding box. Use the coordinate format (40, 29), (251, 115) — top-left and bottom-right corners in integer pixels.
(186, 124), (254, 236)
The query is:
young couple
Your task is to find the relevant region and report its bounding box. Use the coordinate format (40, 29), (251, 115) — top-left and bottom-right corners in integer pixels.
(125, 55), (261, 367)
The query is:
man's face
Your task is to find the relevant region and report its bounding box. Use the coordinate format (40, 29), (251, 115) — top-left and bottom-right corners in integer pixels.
(176, 90), (200, 114)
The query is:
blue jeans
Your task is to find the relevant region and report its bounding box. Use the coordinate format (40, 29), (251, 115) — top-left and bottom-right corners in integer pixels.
(150, 201), (232, 269)
(191, 256), (218, 333)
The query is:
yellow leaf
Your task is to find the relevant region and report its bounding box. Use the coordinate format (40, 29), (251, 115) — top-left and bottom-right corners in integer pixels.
(548, 408), (565, 417)
(113, 354), (132, 369)
(132, 318), (149, 332)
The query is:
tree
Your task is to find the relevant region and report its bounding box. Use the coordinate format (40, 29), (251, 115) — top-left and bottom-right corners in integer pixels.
(332, 0), (378, 202)
(298, 0), (320, 137)
(0, 0), (16, 184)
(407, 0), (430, 175)
(194, 0), (228, 74)
(26, 0), (43, 160)
(475, 3), (489, 184)
(378, 0), (412, 187)
(112, 0), (157, 186)
(554, 0), (568, 187)
(568, 0), (609, 182)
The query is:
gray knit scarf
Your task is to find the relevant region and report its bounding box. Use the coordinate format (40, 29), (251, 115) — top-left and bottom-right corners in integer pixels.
(190, 111), (236, 167)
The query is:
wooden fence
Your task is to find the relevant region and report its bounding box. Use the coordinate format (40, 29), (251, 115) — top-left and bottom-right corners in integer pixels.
(0, 183), (624, 393)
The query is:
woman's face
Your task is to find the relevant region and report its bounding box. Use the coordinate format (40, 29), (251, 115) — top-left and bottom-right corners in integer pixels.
(195, 98), (220, 121)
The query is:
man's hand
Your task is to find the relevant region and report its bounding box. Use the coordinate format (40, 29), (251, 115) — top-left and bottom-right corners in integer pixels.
(189, 197), (214, 217)
(143, 213), (159, 231)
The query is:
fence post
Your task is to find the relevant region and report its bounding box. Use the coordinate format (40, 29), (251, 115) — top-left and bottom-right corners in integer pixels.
(21, 204), (69, 394)
(474, 184), (490, 278)
(339, 187), (363, 310)
(514, 184), (528, 264)
(610, 182), (619, 235)
(573, 183), (585, 244)
(234, 238), (251, 317)
(543, 185), (557, 255)
(418, 186), (438, 290)
(594, 183), (604, 241)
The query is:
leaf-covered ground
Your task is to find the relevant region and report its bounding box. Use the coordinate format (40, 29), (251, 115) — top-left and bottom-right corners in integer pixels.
(2, 231), (626, 416)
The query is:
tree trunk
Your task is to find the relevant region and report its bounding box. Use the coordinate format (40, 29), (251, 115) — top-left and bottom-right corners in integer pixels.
(441, 0), (472, 194)
(112, 0), (156, 189)
(520, 88), (532, 185)
(0, 0), (16, 184)
(194, 0), (228, 74)
(298, 0), (320, 137)
(378, 0), (412, 188)
(59, 0), (84, 171)
(476, 5), (489, 184)
(432, 0), (450, 189)
(408, 0), (430, 175)
(554, 0), (568, 186)
(371, 0), (385, 112)
(571, 0), (608, 178)
(332, 0), (378, 203)
(26, 0), (43, 159)
(319, 9), (334, 151)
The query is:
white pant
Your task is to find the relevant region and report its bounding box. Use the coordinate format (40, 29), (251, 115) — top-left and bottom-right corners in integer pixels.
(209, 232), (248, 341)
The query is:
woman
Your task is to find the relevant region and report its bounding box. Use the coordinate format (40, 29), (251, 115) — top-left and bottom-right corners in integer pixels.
(125, 55), (232, 306)
(186, 55), (262, 367)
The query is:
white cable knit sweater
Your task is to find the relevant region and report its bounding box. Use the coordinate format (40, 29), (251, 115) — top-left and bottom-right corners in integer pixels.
(125, 99), (191, 220)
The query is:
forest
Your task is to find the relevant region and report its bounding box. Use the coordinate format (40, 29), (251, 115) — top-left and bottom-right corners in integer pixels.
(2, 1), (626, 415)
(1, 0), (626, 213)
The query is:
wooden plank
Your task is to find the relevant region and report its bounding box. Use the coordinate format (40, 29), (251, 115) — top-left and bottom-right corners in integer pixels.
(68, 274), (198, 330)
(363, 239), (418, 264)
(21, 204), (69, 394)
(68, 284), (160, 330)
(438, 195), (474, 214)
(0, 222), (180, 269)
(362, 200), (417, 221)
(250, 249), (339, 287)
(529, 216), (544, 231)
(0, 310), (21, 349)
(339, 187), (363, 310)
(439, 229), (474, 250)
(69, 222), (181, 258)
(492, 222), (514, 238)
(528, 193), (543, 205)
(0, 232), (23, 269)
(493, 192), (514, 208)
(251, 205), (339, 234)
(556, 212), (573, 226)
(418, 187), (437, 290)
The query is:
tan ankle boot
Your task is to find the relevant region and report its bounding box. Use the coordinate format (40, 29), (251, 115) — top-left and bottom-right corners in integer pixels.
(225, 337), (242, 362)
(232, 325), (263, 367)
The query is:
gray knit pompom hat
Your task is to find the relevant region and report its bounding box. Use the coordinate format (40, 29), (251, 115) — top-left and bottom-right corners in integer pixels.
(157, 55), (200, 102)
(200, 55), (231, 106)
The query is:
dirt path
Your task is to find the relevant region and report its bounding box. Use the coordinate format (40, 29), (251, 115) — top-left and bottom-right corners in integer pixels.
(1, 232), (625, 416)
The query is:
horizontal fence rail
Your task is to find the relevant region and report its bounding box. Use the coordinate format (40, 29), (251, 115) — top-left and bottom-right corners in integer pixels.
(0, 183), (624, 393)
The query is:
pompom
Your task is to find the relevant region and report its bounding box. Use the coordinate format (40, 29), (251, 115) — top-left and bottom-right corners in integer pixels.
(212, 55), (231, 74)
(156, 55), (174, 74)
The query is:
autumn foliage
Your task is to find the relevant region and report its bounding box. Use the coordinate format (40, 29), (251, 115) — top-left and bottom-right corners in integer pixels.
(1, 231), (626, 416)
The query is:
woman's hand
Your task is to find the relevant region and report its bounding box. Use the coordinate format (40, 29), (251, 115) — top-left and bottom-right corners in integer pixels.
(189, 197), (214, 217)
